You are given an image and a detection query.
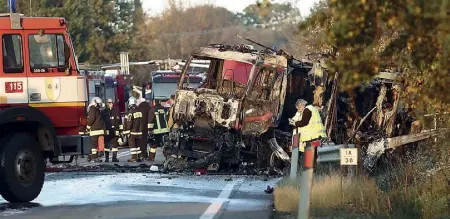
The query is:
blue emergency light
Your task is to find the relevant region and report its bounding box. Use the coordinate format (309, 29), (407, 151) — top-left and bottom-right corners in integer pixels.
(6, 0), (17, 13)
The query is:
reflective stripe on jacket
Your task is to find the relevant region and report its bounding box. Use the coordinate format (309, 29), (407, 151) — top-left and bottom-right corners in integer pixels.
(148, 105), (169, 134)
(124, 107), (143, 136)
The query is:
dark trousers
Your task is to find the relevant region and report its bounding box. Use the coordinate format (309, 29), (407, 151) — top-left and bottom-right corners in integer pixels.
(153, 134), (164, 147)
(149, 134), (164, 160)
(106, 131), (119, 152)
(91, 135), (99, 155)
(109, 136), (119, 148)
(129, 135), (141, 156)
(140, 133), (149, 158)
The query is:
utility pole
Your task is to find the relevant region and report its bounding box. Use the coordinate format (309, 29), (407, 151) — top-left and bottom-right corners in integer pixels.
(120, 52), (130, 75)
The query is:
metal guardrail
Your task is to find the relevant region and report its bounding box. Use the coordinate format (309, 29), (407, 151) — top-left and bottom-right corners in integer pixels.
(317, 128), (448, 164)
(317, 143), (355, 163)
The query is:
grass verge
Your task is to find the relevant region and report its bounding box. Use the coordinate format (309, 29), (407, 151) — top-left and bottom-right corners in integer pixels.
(274, 174), (388, 216)
(274, 163), (449, 218)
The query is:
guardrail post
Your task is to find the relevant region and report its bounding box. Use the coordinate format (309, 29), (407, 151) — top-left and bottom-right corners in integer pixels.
(297, 140), (320, 219)
(290, 145), (299, 179)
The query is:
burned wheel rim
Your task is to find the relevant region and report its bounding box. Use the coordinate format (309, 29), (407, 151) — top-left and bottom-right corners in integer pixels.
(15, 149), (37, 187)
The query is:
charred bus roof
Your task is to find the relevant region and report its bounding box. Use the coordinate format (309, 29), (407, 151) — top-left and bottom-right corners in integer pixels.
(192, 44), (288, 67)
(0, 13), (68, 30)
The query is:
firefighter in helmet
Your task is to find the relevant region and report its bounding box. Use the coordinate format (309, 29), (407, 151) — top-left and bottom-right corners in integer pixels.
(148, 99), (170, 161)
(104, 98), (121, 162)
(124, 96), (143, 162)
(87, 97), (106, 162)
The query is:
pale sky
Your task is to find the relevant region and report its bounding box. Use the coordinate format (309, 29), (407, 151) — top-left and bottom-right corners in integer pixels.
(142, 0), (320, 18)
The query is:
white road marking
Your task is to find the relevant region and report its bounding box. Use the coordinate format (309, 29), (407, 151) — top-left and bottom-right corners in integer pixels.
(199, 179), (242, 219)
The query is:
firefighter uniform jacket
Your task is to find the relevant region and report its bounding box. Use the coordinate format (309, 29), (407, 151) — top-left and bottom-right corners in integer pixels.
(138, 101), (151, 135)
(119, 113), (124, 134)
(148, 104), (169, 135)
(138, 101), (151, 148)
(124, 106), (143, 136)
(87, 105), (106, 136)
(108, 107), (121, 136)
(101, 108), (112, 135)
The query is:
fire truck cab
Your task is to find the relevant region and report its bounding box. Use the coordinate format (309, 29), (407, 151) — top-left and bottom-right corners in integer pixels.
(0, 14), (90, 202)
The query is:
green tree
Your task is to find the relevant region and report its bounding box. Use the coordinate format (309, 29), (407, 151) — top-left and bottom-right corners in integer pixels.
(0, 0), (144, 64)
(238, 1), (301, 28)
(299, 0), (450, 113)
(128, 0), (150, 61)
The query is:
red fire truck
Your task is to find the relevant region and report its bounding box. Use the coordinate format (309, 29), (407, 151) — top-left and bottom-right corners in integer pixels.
(113, 73), (133, 114)
(0, 13), (90, 202)
(79, 69), (121, 109)
(147, 70), (205, 108)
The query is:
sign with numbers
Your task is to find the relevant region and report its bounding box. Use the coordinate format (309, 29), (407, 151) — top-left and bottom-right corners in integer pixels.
(340, 148), (358, 166)
(5, 81), (23, 93)
(32, 68), (48, 73)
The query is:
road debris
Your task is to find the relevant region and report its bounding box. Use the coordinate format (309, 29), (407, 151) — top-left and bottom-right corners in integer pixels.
(149, 165), (159, 172)
(363, 138), (387, 171)
(264, 186), (274, 194)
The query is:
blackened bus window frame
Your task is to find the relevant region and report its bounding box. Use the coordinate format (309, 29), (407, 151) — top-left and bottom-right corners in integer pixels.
(2, 34), (24, 74)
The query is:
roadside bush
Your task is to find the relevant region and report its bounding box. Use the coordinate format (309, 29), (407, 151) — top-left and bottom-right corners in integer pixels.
(380, 137), (450, 219)
(311, 174), (387, 214)
(273, 177), (301, 212)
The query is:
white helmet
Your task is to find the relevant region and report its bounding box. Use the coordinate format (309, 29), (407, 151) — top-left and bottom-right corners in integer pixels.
(128, 96), (137, 107)
(138, 98), (146, 104)
(107, 98), (114, 103)
(91, 97), (102, 107)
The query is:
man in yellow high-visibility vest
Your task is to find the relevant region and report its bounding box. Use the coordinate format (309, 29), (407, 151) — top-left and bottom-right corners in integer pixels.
(289, 99), (327, 166)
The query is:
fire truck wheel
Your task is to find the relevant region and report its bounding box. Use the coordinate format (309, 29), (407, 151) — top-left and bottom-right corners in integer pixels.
(0, 133), (45, 203)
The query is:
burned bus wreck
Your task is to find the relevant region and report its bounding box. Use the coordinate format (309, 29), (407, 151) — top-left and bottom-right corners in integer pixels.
(163, 44), (313, 172)
(160, 43), (445, 174)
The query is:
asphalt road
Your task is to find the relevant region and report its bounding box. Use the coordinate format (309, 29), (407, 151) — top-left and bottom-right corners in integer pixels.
(0, 149), (279, 219)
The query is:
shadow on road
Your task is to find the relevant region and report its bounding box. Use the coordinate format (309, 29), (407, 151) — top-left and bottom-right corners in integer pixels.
(45, 172), (117, 181)
(0, 202), (42, 213)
